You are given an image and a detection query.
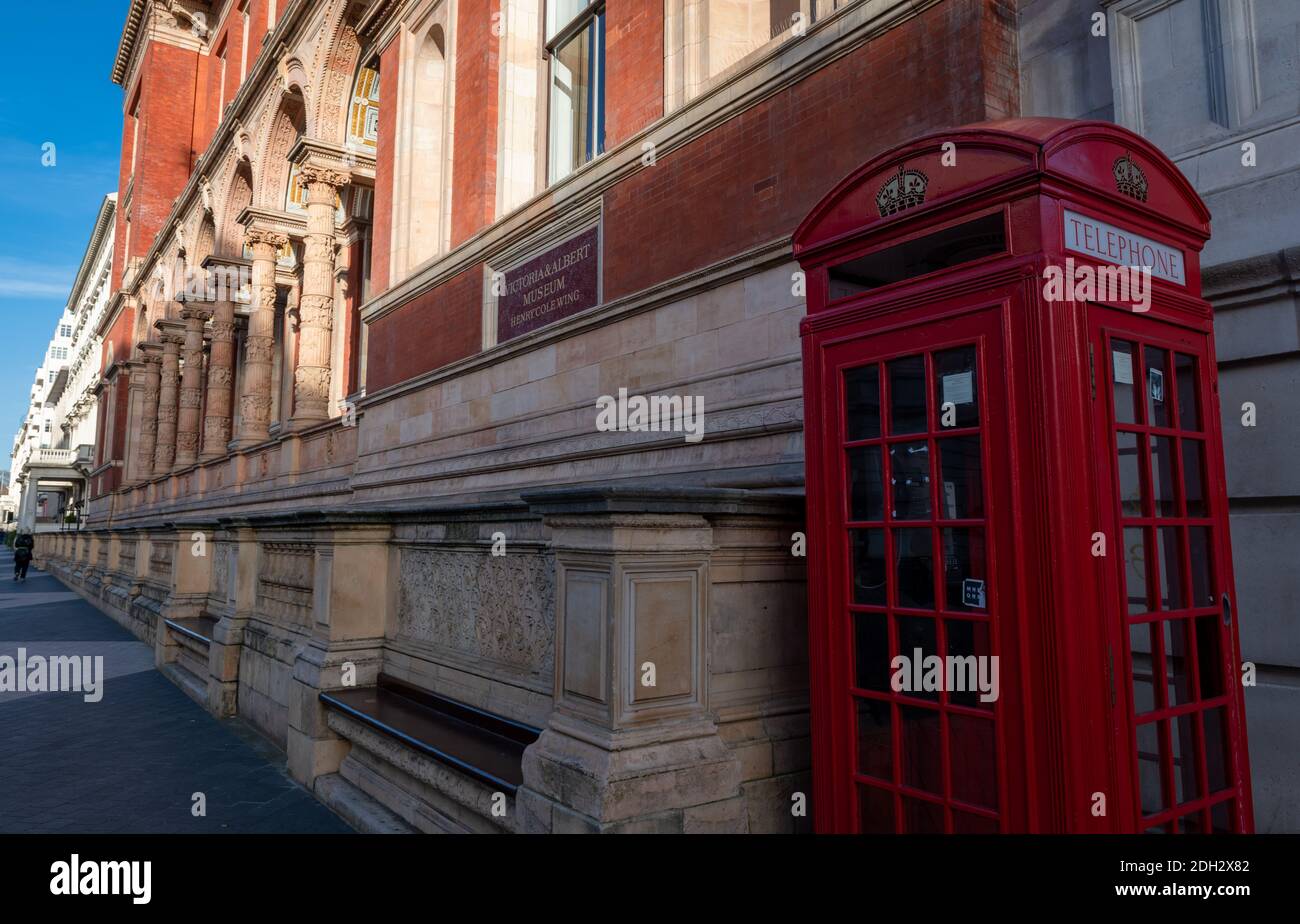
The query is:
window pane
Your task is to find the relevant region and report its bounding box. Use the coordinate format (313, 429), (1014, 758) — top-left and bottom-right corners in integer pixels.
(895, 615), (938, 701)
(1150, 435), (1177, 517)
(1129, 621), (1157, 714)
(902, 796), (945, 832)
(890, 441), (931, 520)
(894, 528), (934, 609)
(548, 28), (591, 183)
(888, 355), (927, 434)
(1111, 340), (1138, 424)
(770, 0), (801, 35)
(855, 698), (892, 780)
(1124, 528), (1151, 614)
(853, 613), (889, 692)
(1188, 526), (1214, 608)
(949, 714), (997, 809)
(1116, 432), (1143, 517)
(899, 706), (942, 795)
(1175, 353), (1200, 431)
(1136, 721), (1166, 814)
(933, 345), (979, 428)
(1177, 812), (1206, 834)
(851, 530), (886, 607)
(1195, 615), (1224, 700)
(1204, 707), (1232, 793)
(844, 364), (880, 440)
(827, 214), (1006, 300)
(1211, 801), (1234, 833)
(1171, 712), (1200, 804)
(546, 0), (589, 40)
(941, 527), (987, 613)
(1157, 527), (1185, 610)
(938, 436), (983, 518)
(1164, 619), (1193, 706)
(1144, 347), (1170, 428)
(1182, 439), (1206, 517)
(847, 446), (883, 522)
(945, 617), (994, 710)
(857, 784), (895, 833)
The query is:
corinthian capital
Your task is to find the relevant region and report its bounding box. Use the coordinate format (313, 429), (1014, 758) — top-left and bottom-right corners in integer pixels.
(244, 227), (290, 251)
(298, 162), (352, 191)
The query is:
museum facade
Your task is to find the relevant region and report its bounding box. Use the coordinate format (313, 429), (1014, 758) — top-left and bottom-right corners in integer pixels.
(41, 0), (1276, 833)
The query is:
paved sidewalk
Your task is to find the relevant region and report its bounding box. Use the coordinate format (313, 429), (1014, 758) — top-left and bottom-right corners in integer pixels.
(0, 545), (352, 833)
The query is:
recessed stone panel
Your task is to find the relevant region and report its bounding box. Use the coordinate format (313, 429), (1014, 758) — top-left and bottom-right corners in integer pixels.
(629, 573), (696, 703)
(563, 570), (608, 703)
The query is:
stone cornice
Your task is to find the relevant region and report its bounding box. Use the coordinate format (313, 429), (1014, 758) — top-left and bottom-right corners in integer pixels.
(111, 0), (148, 86)
(356, 0), (403, 46)
(66, 195), (118, 316)
(240, 207), (305, 242)
(114, 1), (215, 93)
(288, 136), (377, 183)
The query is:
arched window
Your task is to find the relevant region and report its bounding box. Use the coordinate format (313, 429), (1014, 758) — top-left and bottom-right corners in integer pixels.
(348, 60), (380, 149)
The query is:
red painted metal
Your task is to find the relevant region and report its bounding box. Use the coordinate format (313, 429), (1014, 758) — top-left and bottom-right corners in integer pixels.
(795, 118), (1253, 833)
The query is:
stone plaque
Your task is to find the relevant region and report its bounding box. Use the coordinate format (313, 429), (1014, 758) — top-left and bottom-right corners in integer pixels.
(497, 225), (600, 342)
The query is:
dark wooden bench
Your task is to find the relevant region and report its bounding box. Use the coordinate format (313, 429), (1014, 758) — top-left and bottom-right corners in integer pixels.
(319, 674), (542, 794)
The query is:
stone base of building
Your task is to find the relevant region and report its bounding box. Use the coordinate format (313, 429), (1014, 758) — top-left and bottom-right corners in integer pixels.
(34, 485), (810, 834)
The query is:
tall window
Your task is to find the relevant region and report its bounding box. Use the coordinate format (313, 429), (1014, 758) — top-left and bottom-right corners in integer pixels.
(240, 2), (251, 81)
(129, 104), (140, 178)
(218, 42), (229, 118)
(546, 1), (604, 185)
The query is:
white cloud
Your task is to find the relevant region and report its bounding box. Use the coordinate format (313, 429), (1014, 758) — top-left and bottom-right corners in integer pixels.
(0, 258), (74, 300)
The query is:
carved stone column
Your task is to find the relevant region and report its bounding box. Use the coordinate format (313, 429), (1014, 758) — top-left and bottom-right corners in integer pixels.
(153, 321), (185, 476)
(201, 298), (237, 460)
(175, 303), (212, 470)
(291, 163), (350, 428)
(123, 359), (148, 485)
(134, 345), (163, 483)
(235, 227), (287, 447)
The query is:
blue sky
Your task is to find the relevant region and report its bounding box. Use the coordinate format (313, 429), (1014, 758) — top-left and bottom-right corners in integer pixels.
(0, 2), (126, 464)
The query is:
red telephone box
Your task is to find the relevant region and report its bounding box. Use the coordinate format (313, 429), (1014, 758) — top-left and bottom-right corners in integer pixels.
(795, 118), (1253, 834)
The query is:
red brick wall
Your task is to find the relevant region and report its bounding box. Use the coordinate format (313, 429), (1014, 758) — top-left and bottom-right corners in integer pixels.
(449, 0), (500, 248)
(102, 303), (136, 371)
(605, 0), (664, 149)
(360, 0), (1019, 393)
(106, 375), (131, 494)
(365, 265), (483, 393)
(603, 0), (1013, 300)
(370, 38), (399, 293)
(980, 0), (1019, 119)
(119, 42), (201, 284)
(112, 90), (140, 287)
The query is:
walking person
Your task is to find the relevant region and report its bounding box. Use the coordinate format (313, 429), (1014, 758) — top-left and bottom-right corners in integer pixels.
(13, 533), (33, 582)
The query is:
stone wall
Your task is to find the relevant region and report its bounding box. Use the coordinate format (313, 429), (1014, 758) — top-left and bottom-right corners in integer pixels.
(38, 484), (807, 834)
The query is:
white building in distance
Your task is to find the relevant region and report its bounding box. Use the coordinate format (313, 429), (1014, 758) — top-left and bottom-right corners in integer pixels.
(7, 194), (117, 533)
